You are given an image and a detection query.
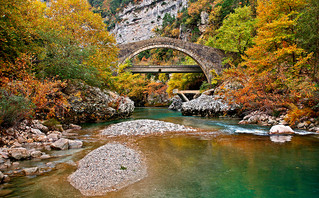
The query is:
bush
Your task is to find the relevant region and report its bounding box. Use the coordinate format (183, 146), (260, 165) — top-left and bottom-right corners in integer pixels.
(0, 90), (34, 127)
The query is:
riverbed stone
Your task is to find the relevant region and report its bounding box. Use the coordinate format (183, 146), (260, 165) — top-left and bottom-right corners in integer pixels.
(68, 140), (83, 149)
(9, 148), (30, 160)
(51, 138), (69, 150)
(0, 171), (4, 182)
(68, 143), (147, 196)
(69, 124), (82, 130)
(269, 125), (295, 135)
(40, 154), (51, 159)
(31, 120), (49, 133)
(23, 167), (39, 176)
(30, 151), (42, 158)
(168, 95), (183, 111)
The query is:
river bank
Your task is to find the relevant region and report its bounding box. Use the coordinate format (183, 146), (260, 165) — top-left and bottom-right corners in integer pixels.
(0, 108), (318, 197)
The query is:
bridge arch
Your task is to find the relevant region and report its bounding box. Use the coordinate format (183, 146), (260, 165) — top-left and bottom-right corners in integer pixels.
(118, 37), (227, 83)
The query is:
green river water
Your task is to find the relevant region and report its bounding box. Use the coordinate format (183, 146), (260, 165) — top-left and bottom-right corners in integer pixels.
(2, 108), (319, 198)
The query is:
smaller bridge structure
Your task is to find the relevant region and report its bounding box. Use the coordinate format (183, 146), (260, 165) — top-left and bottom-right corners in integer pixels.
(129, 65), (202, 73)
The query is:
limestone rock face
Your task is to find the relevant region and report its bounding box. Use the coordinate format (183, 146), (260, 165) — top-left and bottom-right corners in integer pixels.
(181, 94), (237, 117)
(64, 81), (134, 123)
(111, 0), (188, 44)
(168, 96), (183, 111)
(269, 125), (295, 135)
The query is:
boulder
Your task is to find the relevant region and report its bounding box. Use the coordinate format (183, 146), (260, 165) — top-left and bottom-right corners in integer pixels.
(47, 131), (62, 142)
(181, 94), (237, 117)
(168, 96), (183, 111)
(9, 148), (30, 160)
(68, 140), (83, 149)
(69, 124), (82, 130)
(269, 125), (295, 135)
(30, 151), (42, 158)
(51, 138), (69, 150)
(40, 154), (51, 159)
(31, 120), (49, 133)
(63, 81), (134, 123)
(0, 171), (4, 182)
(23, 167), (38, 176)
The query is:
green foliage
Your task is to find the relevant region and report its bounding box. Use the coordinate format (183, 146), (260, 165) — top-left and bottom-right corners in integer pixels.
(199, 81), (211, 91)
(35, 31), (103, 87)
(206, 6), (255, 55)
(111, 62), (149, 105)
(297, 0), (319, 82)
(42, 118), (61, 129)
(0, 90), (34, 127)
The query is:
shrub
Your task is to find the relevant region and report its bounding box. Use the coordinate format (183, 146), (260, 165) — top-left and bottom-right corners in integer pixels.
(0, 90), (34, 127)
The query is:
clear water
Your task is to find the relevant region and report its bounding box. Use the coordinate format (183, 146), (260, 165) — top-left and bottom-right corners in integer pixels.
(2, 108), (319, 198)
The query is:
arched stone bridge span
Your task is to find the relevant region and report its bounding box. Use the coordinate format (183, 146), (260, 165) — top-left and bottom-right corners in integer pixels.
(118, 37), (228, 83)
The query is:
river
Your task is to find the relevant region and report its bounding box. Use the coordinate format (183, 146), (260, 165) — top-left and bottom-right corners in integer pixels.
(2, 108), (319, 197)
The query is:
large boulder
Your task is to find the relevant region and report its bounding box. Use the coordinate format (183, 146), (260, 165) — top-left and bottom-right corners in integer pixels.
(9, 148), (30, 160)
(63, 81), (134, 123)
(68, 140), (83, 149)
(23, 167), (39, 176)
(181, 94), (237, 117)
(31, 120), (49, 133)
(269, 125), (295, 135)
(51, 138), (69, 150)
(168, 96), (183, 111)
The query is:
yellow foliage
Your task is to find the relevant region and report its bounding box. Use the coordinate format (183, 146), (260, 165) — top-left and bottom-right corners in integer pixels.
(285, 104), (317, 126)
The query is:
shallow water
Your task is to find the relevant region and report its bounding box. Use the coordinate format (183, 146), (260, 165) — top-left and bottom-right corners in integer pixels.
(2, 108), (319, 198)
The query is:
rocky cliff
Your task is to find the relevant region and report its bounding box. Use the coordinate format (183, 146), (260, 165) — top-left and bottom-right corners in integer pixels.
(111, 0), (188, 44)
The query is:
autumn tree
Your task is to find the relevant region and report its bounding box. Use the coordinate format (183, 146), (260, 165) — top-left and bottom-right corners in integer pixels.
(221, 0), (318, 123)
(41, 0), (118, 87)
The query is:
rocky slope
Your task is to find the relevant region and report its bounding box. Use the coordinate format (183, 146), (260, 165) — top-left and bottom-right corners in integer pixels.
(111, 0), (188, 44)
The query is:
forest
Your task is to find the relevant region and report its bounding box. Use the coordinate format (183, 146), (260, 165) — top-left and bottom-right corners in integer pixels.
(1, 0), (318, 129)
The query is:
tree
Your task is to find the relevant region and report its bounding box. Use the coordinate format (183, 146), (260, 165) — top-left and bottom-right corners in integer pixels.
(206, 6), (255, 55)
(297, 0), (319, 82)
(221, 0), (317, 121)
(42, 0), (118, 87)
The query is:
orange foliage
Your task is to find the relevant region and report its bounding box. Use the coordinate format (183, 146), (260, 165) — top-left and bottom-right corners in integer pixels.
(0, 55), (69, 120)
(220, 0), (318, 120)
(145, 82), (168, 96)
(285, 104), (317, 126)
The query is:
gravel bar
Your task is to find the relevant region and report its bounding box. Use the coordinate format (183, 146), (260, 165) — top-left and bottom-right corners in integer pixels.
(101, 119), (197, 136)
(68, 143), (147, 196)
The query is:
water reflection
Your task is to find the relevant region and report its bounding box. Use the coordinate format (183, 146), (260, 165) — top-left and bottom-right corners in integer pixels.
(270, 135), (293, 143)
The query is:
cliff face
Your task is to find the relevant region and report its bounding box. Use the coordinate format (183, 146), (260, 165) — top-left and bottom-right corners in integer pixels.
(111, 0), (188, 44)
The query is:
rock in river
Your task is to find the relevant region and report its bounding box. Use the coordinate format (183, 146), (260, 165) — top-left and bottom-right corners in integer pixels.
(181, 94), (237, 117)
(269, 125), (295, 135)
(68, 143), (147, 196)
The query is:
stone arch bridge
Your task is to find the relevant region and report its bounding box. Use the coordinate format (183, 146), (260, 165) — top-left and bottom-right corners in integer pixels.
(118, 37), (229, 83)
